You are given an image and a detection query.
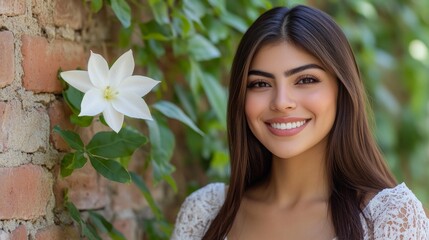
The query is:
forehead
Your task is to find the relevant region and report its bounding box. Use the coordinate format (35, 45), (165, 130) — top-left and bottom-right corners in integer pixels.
(250, 42), (323, 71)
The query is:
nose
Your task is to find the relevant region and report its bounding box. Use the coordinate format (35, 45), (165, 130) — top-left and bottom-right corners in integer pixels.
(270, 86), (297, 111)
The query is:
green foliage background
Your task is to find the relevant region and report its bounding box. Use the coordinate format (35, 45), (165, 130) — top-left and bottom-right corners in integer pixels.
(93, 0), (428, 237)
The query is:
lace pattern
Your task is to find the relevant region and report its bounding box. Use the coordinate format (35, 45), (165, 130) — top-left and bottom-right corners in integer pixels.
(171, 183), (429, 240)
(171, 183), (226, 240)
(360, 183), (429, 239)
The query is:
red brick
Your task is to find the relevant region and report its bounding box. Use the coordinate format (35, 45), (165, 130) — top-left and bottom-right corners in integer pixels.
(111, 181), (146, 212)
(0, 0), (25, 16)
(10, 225), (27, 240)
(21, 35), (86, 93)
(35, 225), (80, 240)
(0, 102), (6, 152)
(53, 0), (84, 29)
(113, 218), (141, 240)
(0, 31), (14, 88)
(48, 100), (73, 151)
(54, 163), (108, 210)
(0, 165), (52, 220)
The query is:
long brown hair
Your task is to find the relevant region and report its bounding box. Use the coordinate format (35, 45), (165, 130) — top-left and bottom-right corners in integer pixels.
(203, 5), (396, 240)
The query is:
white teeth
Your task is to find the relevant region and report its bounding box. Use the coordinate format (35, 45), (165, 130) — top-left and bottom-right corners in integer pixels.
(271, 120), (306, 130)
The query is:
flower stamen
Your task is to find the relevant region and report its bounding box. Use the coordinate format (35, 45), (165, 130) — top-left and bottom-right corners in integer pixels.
(103, 86), (118, 100)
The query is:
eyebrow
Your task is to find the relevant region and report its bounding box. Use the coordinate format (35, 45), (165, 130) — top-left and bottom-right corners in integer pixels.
(248, 63), (325, 78)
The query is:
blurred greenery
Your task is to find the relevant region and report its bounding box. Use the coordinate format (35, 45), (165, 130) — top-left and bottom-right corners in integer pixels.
(93, 0), (429, 238)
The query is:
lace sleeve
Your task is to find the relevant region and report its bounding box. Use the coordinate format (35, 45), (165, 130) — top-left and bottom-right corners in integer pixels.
(368, 183), (429, 239)
(171, 183), (226, 240)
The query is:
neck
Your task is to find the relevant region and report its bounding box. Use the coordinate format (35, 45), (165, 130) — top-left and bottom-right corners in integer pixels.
(262, 139), (330, 207)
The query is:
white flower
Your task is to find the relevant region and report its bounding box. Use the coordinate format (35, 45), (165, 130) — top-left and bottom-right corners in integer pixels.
(60, 50), (160, 133)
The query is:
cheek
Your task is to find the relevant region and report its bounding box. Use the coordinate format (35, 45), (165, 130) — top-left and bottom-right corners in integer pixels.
(244, 94), (265, 133)
(245, 94), (260, 119)
(307, 89), (338, 121)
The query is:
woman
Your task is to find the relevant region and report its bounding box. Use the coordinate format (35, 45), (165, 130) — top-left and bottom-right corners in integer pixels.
(171, 5), (429, 240)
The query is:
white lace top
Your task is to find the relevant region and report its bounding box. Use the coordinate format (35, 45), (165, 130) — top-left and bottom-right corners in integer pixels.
(171, 182), (429, 240)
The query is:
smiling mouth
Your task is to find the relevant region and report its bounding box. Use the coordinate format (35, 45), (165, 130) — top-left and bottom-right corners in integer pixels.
(270, 120), (307, 130)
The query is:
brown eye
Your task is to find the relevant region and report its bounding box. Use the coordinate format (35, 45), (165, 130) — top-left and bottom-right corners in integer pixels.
(296, 76), (319, 85)
(247, 81), (271, 88)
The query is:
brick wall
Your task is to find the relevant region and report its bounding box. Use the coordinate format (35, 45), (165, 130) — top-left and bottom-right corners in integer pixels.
(0, 0), (157, 239)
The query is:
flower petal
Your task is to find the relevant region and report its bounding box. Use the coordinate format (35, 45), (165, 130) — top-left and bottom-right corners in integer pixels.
(108, 49), (134, 87)
(88, 51), (109, 88)
(79, 89), (107, 116)
(112, 93), (153, 120)
(103, 104), (124, 133)
(60, 70), (93, 92)
(120, 76), (160, 96)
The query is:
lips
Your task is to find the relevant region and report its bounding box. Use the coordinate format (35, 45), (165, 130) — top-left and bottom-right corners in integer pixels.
(265, 118), (310, 136)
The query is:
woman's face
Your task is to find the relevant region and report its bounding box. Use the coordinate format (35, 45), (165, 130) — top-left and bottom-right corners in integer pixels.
(245, 42), (338, 160)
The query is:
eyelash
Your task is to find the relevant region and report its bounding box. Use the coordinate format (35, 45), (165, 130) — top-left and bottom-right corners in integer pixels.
(296, 75), (320, 85)
(247, 80), (270, 88)
(247, 75), (320, 88)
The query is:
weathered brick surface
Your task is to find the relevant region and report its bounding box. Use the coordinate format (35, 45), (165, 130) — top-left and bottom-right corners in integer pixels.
(48, 100), (73, 151)
(54, 163), (108, 210)
(35, 224), (80, 240)
(32, 0), (51, 26)
(0, 101), (49, 153)
(114, 217), (142, 240)
(53, 0), (84, 29)
(10, 225), (28, 240)
(0, 0), (25, 16)
(0, 230), (9, 239)
(21, 35), (86, 93)
(0, 102), (6, 152)
(113, 182), (146, 212)
(0, 165), (52, 220)
(0, 31), (14, 88)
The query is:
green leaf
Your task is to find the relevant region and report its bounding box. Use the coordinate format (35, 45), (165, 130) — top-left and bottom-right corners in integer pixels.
(140, 20), (171, 41)
(220, 11), (248, 33)
(66, 202), (103, 240)
(89, 211), (126, 240)
(188, 34), (220, 61)
(60, 151), (87, 177)
(70, 113), (93, 127)
(63, 84), (84, 113)
(204, 17), (229, 43)
(118, 26), (133, 48)
(201, 74), (227, 128)
(86, 126), (147, 158)
(119, 155), (132, 168)
(171, 10), (194, 38)
(148, 0), (170, 24)
(146, 117), (176, 189)
(89, 156), (131, 183)
(53, 126), (84, 151)
(130, 172), (163, 219)
(82, 224), (102, 240)
(188, 59), (202, 97)
(153, 101), (204, 136)
(110, 0), (131, 28)
(143, 218), (173, 240)
(148, 40), (166, 58)
(65, 201), (82, 225)
(174, 84), (197, 121)
(62, 83), (94, 126)
(142, 32), (170, 41)
(182, 0), (205, 25)
(91, 0), (103, 12)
